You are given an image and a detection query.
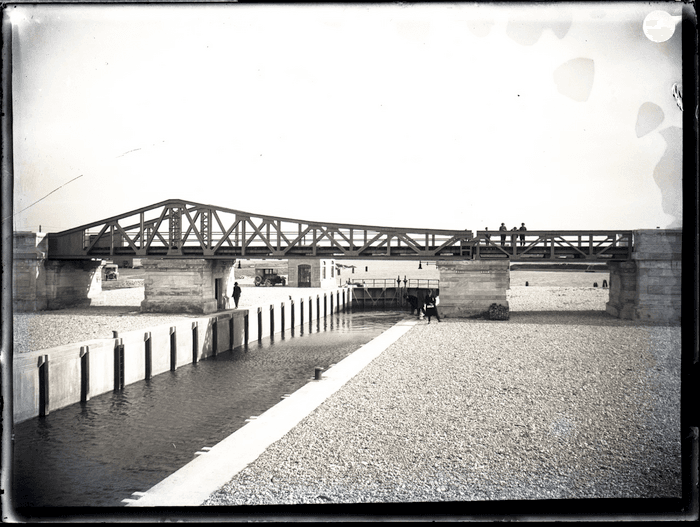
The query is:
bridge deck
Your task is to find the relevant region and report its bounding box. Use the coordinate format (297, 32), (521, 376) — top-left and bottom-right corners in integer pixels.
(45, 199), (634, 262)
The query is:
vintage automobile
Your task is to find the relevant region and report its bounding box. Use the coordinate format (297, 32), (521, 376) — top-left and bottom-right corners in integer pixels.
(103, 263), (119, 281)
(254, 268), (286, 287)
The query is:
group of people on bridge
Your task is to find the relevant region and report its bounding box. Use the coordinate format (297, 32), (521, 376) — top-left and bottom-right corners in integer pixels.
(483, 223), (527, 247)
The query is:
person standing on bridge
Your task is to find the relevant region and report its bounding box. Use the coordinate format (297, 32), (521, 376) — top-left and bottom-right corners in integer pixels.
(519, 223), (527, 246)
(423, 289), (441, 323)
(511, 226), (518, 247)
(499, 223), (508, 247)
(232, 282), (242, 308)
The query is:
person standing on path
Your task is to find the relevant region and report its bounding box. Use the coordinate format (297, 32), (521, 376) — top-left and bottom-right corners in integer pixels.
(519, 223), (527, 246)
(499, 223), (507, 247)
(232, 282), (242, 308)
(423, 289), (441, 323)
(404, 294), (420, 316)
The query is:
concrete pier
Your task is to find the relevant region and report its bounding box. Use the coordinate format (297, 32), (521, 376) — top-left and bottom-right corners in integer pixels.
(606, 229), (681, 325)
(140, 259), (236, 314)
(13, 232), (105, 311)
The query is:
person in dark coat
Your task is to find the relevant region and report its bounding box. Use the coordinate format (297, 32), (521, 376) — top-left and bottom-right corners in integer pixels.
(519, 223), (527, 246)
(404, 294), (420, 316)
(499, 223), (508, 247)
(423, 289), (441, 323)
(232, 282), (242, 308)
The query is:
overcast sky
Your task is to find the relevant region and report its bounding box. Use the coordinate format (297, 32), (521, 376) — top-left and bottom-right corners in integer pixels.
(7, 2), (684, 234)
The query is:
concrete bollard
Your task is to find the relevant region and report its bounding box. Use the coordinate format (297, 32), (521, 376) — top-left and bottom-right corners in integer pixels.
(314, 367), (323, 380)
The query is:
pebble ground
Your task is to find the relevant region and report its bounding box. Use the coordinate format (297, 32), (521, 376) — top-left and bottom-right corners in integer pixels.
(203, 309), (681, 508)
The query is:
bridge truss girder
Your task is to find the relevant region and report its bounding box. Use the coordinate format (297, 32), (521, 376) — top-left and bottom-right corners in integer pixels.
(47, 199), (477, 261)
(46, 199), (633, 262)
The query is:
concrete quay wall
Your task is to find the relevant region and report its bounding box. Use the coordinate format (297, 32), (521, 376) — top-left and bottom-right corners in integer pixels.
(12, 287), (351, 425)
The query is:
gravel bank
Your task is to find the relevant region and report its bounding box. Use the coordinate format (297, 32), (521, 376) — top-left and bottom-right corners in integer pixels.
(12, 285), (331, 353)
(203, 294), (681, 505)
(12, 285), (609, 353)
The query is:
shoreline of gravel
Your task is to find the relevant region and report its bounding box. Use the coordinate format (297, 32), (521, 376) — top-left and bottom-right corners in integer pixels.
(203, 313), (681, 505)
(13, 283), (617, 354)
(11, 285), (333, 353)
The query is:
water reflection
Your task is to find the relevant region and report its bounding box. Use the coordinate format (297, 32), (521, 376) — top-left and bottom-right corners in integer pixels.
(12, 310), (406, 509)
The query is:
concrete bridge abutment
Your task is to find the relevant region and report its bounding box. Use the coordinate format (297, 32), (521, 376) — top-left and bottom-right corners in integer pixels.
(140, 259), (237, 314)
(13, 232), (105, 311)
(606, 229), (682, 325)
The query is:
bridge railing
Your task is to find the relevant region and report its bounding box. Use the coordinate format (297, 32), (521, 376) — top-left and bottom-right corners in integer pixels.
(471, 230), (633, 261)
(345, 278), (440, 289)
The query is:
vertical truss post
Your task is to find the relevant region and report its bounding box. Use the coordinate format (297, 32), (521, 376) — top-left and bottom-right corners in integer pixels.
(169, 207), (182, 249)
(200, 208), (211, 250)
(276, 220), (281, 251)
(140, 212), (145, 249)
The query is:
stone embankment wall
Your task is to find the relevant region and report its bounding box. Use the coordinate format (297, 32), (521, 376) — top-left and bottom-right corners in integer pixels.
(13, 287), (351, 424)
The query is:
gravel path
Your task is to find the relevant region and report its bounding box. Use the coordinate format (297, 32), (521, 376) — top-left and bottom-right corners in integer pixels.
(201, 287), (681, 506)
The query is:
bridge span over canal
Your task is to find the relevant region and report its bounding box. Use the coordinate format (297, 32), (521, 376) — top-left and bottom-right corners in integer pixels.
(46, 199), (633, 263)
(14, 199), (680, 324)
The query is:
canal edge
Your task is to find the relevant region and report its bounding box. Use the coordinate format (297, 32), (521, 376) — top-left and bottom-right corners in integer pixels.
(125, 317), (419, 508)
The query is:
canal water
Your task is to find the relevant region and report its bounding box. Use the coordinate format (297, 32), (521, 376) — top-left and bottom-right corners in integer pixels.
(12, 310), (407, 509)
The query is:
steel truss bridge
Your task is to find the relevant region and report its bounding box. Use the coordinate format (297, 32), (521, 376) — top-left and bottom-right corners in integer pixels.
(47, 199), (634, 262)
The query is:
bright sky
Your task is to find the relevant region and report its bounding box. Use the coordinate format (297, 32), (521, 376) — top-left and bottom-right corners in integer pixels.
(7, 2), (684, 234)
